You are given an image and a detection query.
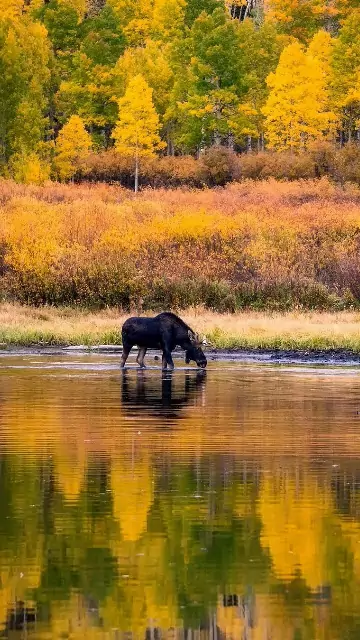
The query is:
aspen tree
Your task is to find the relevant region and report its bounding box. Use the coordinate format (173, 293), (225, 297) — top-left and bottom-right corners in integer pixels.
(113, 75), (165, 192)
(263, 39), (336, 150)
(54, 115), (92, 180)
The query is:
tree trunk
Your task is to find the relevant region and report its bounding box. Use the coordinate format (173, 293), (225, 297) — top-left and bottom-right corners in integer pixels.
(134, 152), (139, 193)
(167, 129), (174, 156)
(227, 133), (235, 150)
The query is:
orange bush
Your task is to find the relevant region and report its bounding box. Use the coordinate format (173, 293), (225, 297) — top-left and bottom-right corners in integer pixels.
(1, 178), (360, 309)
(74, 145), (360, 189)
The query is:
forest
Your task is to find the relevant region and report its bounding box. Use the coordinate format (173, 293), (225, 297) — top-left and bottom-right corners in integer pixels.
(1, 0), (360, 186)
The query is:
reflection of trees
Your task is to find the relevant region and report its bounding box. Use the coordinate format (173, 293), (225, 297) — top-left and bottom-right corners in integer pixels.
(3, 454), (360, 638)
(3, 368), (360, 635)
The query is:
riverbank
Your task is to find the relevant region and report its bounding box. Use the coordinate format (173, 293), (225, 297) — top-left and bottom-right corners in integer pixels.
(2, 303), (360, 353)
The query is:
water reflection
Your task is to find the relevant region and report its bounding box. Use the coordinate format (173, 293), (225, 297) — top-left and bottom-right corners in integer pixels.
(1, 356), (360, 637)
(120, 369), (207, 419)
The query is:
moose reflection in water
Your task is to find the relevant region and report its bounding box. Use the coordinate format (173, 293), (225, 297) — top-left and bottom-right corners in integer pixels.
(120, 369), (206, 418)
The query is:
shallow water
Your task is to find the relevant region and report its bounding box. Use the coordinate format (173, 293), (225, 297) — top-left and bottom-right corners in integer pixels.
(1, 352), (360, 638)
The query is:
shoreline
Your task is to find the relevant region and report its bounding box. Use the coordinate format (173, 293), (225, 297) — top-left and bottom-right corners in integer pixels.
(2, 344), (360, 366)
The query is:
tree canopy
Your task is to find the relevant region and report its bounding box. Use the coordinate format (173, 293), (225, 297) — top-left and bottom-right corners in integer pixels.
(0, 0), (360, 181)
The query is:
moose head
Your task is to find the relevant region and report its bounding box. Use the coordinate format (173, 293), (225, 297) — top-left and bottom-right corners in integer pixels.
(185, 330), (207, 368)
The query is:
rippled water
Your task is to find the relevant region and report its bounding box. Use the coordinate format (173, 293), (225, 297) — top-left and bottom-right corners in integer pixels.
(1, 351), (360, 638)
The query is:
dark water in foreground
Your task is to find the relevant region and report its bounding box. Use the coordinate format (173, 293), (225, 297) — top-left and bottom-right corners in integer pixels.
(2, 353), (360, 638)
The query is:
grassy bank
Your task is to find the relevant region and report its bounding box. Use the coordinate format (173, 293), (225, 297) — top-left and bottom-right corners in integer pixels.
(2, 303), (360, 352)
(2, 178), (360, 310)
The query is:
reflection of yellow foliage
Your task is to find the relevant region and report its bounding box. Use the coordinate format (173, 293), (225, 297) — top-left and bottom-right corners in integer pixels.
(111, 455), (154, 543)
(54, 449), (86, 502)
(259, 475), (332, 589)
(102, 531), (178, 636)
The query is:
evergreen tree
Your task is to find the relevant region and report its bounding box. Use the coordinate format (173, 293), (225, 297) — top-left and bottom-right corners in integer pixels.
(112, 74), (165, 191)
(171, 8), (248, 152)
(55, 6), (125, 143)
(232, 20), (286, 148)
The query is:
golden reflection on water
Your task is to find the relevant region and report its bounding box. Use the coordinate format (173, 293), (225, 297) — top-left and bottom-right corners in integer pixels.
(1, 354), (360, 638)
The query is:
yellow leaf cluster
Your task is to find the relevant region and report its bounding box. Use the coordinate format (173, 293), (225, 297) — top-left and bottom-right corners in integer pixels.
(54, 115), (92, 182)
(113, 74), (165, 158)
(263, 34), (338, 150)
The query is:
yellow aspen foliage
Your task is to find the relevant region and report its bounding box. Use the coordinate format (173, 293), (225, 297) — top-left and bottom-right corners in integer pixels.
(336, 69), (360, 140)
(0, 0), (24, 17)
(113, 74), (165, 191)
(114, 39), (173, 116)
(108, 0), (154, 44)
(263, 39), (337, 150)
(307, 29), (333, 72)
(151, 0), (186, 41)
(37, 594), (107, 640)
(54, 115), (92, 182)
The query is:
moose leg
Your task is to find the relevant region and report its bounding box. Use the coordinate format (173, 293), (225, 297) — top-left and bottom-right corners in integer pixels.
(162, 348), (174, 370)
(162, 354), (167, 370)
(136, 347), (147, 368)
(120, 342), (132, 368)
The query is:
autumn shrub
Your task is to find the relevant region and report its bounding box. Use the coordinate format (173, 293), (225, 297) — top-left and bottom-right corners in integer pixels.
(76, 150), (135, 186)
(239, 151), (316, 180)
(1, 178), (360, 310)
(142, 156), (203, 188)
(78, 147), (240, 188)
(198, 146), (241, 186)
(333, 143), (360, 184)
(307, 140), (336, 178)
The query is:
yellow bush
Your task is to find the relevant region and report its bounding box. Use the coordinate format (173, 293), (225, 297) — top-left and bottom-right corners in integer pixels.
(1, 178), (360, 309)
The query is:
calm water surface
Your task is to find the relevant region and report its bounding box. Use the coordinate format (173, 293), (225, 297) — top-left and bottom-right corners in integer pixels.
(1, 352), (360, 638)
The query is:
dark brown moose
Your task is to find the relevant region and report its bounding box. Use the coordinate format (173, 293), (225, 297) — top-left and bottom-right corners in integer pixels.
(121, 312), (207, 370)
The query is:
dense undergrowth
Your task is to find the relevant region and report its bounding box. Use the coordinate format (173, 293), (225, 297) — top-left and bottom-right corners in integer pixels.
(1, 177), (360, 311)
(76, 143), (360, 189)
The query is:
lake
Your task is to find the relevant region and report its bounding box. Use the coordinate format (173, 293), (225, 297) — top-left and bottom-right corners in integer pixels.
(1, 350), (360, 639)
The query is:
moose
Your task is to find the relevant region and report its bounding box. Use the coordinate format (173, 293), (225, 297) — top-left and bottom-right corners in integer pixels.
(120, 312), (207, 370)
